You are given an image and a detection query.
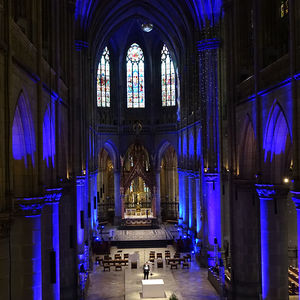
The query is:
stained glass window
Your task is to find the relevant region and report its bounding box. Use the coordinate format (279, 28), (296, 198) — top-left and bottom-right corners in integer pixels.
(161, 44), (176, 106)
(127, 43), (145, 108)
(280, 0), (288, 18)
(97, 47), (110, 107)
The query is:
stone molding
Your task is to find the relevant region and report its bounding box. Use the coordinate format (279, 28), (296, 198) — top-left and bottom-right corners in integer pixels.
(76, 175), (86, 186)
(255, 184), (289, 200)
(290, 190), (300, 209)
(196, 38), (220, 52)
(204, 172), (219, 183)
(14, 187), (63, 216)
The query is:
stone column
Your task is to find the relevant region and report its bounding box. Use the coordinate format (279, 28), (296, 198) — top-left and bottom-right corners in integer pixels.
(290, 190), (300, 297)
(184, 174), (189, 226)
(204, 173), (221, 266)
(231, 181), (260, 299)
(114, 171), (121, 224)
(197, 38), (221, 173)
(178, 170), (185, 225)
(76, 176), (85, 265)
(195, 175), (201, 234)
(255, 184), (289, 300)
(44, 188), (63, 300)
(188, 173), (196, 229)
(0, 214), (10, 300)
(155, 171), (161, 220)
(11, 197), (45, 300)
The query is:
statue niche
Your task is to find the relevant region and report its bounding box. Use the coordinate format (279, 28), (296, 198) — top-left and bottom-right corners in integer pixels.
(121, 142), (155, 219)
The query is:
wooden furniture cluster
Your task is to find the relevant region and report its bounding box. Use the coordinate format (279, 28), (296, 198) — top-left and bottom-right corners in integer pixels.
(289, 266), (299, 295)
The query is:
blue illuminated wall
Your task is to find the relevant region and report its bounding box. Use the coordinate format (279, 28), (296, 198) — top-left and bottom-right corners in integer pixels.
(193, 0), (223, 27)
(263, 102), (291, 162)
(189, 131), (194, 159)
(178, 171), (186, 225)
(12, 93), (36, 167)
(43, 104), (56, 168)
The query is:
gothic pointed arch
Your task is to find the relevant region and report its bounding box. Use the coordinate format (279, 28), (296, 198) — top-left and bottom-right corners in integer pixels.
(238, 114), (257, 179)
(122, 141), (154, 193)
(12, 91), (36, 195)
(263, 101), (292, 183)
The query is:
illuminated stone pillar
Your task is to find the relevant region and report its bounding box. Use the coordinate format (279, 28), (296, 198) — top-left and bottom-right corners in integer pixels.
(197, 38), (220, 174)
(45, 188), (62, 300)
(90, 171), (98, 232)
(195, 175), (202, 234)
(12, 197), (44, 300)
(114, 171), (121, 224)
(255, 184), (289, 300)
(76, 176), (85, 265)
(204, 173), (221, 266)
(155, 171), (161, 220)
(178, 170), (185, 225)
(290, 191), (300, 297)
(188, 173), (196, 229)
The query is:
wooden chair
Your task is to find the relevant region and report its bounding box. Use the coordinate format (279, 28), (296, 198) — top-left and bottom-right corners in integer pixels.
(157, 253), (162, 259)
(182, 261), (190, 269)
(124, 253), (129, 259)
(157, 260), (163, 268)
(103, 264), (110, 271)
(115, 264), (122, 271)
(170, 262), (178, 269)
(95, 256), (102, 265)
(131, 261), (137, 269)
(185, 254), (191, 262)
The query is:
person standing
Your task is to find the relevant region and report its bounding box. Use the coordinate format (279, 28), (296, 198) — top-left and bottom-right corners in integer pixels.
(143, 263), (150, 279)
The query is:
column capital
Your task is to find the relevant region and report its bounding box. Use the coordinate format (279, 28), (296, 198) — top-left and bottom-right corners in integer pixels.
(44, 187), (63, 205)
(14, 196), (45, 216)
(196, 38), (220, 52)
(290, 191), (300, 209)
(75, 40), (88, 51)
(204, 172), (219, 182)
(76, 175), (86, 186)
(255, 184), (289, 199)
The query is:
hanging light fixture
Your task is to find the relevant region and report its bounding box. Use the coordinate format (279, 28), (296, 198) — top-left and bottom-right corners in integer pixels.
(141, 22), (153, 32)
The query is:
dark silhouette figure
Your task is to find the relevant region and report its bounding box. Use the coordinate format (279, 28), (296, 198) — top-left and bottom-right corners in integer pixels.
(143, 263), (150, 279)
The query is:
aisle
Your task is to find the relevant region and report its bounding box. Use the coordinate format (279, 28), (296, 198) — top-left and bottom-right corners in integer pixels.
(86, 247), (220, 300)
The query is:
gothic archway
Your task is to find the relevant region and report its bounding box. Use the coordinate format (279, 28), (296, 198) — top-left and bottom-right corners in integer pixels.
(121, 141), (155, 218)
(160, 145), (179, 221)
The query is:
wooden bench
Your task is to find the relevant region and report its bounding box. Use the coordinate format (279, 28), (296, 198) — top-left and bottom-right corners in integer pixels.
(182, 261), (190, 269)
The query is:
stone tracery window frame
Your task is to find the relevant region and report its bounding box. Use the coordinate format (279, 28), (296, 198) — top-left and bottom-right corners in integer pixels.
(161, 44), (176, 107)
(126, 43), (145, 108)
(97, 46), (110, 107)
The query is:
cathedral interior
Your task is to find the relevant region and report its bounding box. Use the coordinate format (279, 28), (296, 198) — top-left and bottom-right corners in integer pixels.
(1, 0), (300, 299)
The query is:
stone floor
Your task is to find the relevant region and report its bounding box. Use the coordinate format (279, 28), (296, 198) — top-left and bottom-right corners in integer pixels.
(86, 246), (220, 300)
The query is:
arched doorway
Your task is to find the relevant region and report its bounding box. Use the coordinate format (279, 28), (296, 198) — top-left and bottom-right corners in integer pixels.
(97, 148), (115, 223)
(160, 145), (179, 221)
(121, 142), (155, 219)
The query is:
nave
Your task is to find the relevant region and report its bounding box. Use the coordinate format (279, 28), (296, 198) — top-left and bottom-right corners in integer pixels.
(87, 246), (220, 300)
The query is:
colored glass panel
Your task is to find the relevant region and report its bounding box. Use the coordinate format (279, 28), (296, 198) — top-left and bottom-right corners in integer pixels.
(127, 43), (145, 108)
(161, 44), (176, 106)
(97, 47), (110, 107)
